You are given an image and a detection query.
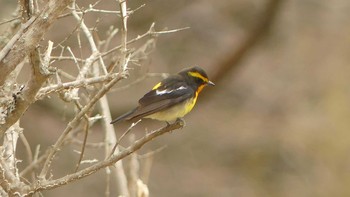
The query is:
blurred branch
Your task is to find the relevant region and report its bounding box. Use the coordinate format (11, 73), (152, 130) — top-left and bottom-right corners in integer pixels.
(139, 146), (166, 184)
(73, 108), (90, 172)
(103, 24), (189, 59)
(50, 25), (189, 64)
(207, 0), (283, 96)
(127, 135), (138, 197)
(20, 146), (51, 177)
(0, 17), (21, 26)
(99, 94), (129, 197)
(19, 132), (35, 181)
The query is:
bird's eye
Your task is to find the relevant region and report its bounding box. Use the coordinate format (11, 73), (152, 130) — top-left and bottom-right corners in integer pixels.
(196, 77), (205, 84)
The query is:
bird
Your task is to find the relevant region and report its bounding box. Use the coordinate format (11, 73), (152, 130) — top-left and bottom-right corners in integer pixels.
(110, 66), (214, 124)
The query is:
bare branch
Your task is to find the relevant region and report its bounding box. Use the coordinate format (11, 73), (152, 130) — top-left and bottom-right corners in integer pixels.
(76, 3), (107, 76)
(19, 133), (35, 181)
(109, 120), (141, 157)
(0, 0), (74, 86)
(117, 0), (129, 73)
(105, 24), (188, 61)
(74, 114), (90, 172)
(36, 73), (120, 99)
(38, 72), (126, 180)
(32, 121), (184, 192)
(2, 123), (21, 178)
(20, 147), (49, 177)
(0, 40), (53, 136)
(0, 143), (31, 195)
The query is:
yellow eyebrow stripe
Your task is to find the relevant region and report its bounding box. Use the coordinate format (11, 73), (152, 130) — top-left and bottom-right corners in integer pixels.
(152, 82), (162, 90)
(188, 71), (208, 82)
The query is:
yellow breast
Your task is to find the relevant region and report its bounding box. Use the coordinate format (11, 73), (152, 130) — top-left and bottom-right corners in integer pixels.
(145, 93), (198, 122)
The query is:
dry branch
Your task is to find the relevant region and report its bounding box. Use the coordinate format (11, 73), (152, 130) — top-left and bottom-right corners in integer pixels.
(2, 120), (183, 196)
(0, 0), (73, 86)
(0, 0), (74, 137)
(38, 73), (126, 180)
(32, 121), (183, 193)
(0, 153), (31, 195)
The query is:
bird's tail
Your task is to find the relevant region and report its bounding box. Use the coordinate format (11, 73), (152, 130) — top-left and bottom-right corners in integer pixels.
(110, 108), (137, 124)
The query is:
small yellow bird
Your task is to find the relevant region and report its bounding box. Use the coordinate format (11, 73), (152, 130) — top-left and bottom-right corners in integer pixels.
(110, 66), (214, 124)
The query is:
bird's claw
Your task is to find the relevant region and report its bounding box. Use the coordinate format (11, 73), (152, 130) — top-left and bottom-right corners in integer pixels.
(164, 118), (185, 128)
(175, 118), (186, 128)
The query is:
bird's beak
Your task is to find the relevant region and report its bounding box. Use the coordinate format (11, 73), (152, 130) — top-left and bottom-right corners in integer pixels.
(207, 81), (215, 86)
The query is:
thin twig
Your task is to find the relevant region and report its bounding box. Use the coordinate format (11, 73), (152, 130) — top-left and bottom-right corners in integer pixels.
(71, 1), (107, 75)
(70, 139), (106, 148)
(102, 23), (189, 61)
(19, 133), (33, 174)
(74, 114), (90, 172)
(38, 73), (126, 180)
(0, 17), (34, 61)
(109, 119), (141, 157)
(117, 0), (128, 73)
(0, 17), (21, 26)
(37, 72), (163, 104)
(20, 146), (48, 177)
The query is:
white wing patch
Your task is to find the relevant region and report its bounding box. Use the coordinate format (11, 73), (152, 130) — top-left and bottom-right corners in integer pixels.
(156, 86), (186, 95)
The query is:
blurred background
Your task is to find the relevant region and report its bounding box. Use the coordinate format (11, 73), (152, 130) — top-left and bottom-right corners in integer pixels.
(2, 0), (350, 196)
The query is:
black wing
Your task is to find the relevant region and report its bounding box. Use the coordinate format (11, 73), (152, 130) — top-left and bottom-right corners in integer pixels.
(139, 76), (189, 105)
(125, 77), (195, 121)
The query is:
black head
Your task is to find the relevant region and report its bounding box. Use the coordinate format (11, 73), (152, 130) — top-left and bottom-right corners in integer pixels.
(179, 66), (215, 87)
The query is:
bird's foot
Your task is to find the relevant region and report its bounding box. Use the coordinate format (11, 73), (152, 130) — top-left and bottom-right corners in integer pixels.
(165, 121), (171, 127)
(175, 118), (186, 128)
(164, 118), (185, 129)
